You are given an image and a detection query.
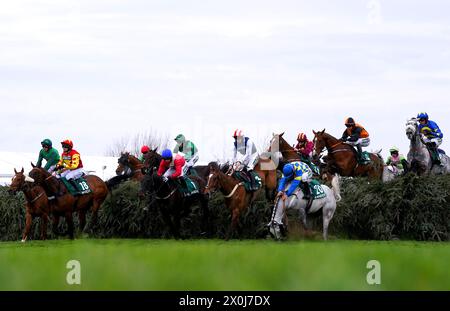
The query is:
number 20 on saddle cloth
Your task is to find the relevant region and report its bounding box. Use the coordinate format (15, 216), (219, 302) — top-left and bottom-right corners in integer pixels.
(290, 179), (327, 200)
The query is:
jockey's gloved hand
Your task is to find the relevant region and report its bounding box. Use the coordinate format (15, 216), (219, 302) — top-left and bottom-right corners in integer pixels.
(162, 176), (169, 183)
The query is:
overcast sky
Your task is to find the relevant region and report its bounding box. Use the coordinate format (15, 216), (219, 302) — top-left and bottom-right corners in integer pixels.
(1, 0), (449, 162)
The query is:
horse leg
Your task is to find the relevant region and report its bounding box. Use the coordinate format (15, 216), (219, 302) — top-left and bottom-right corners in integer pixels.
(65, 211), (74, 239)
(52, 215), (60, 235)
(160, 208), (177, 238)
(22, 212), (32, 242)
(200, 196), (210, 237)
(40, 214), (49, 240)
(229, 208), (240, 240)
(173, 209), (182, 239)
(298, 206), (309, 237)
(78, 209), (87, 233)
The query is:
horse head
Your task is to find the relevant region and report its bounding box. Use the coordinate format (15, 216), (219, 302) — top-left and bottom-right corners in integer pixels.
(9, 168), (34, 195)
(312, 129), (327, 157)
(405, 118), (418, 141)
(205, 162), (221, 195)
(143, 148), (161, 171)
(116, 152), (131, 175)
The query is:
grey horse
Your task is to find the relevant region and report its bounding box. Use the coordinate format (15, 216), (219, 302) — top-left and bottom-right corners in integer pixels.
(405, 118), (450, 175)
(268, 175), (341, 240)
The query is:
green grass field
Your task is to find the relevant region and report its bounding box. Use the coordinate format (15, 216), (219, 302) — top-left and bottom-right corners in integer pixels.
(0, 239), (449, 291)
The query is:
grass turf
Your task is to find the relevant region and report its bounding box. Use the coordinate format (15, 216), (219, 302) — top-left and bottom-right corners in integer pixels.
(0, 239), (449, 290)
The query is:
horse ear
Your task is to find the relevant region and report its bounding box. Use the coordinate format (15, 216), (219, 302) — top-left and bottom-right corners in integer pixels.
(14, 168), (17, 174)
(280, 132), (285, 137)
(31, 162), (36, 168)
(313, 130), (317, 135)
(21, 167), (24, 173)
(153, 147), (158, 152)
(321, 129), (325, 134)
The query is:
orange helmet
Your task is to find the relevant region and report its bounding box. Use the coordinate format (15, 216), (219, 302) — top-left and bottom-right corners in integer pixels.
(233, 129), (244, 138)
(61, 139), (73, 149)
(297, 133), (307, 142)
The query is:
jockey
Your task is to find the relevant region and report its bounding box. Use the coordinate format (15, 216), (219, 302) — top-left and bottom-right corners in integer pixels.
(173, 134), (199, 175)
(386, 147), (409, 175)
(157, 149), (186, 180)
(232, 129), (259, 185)
(417, 112), (444, 165)
(55, 139), (85, 191)
(36, 138), (60, 173)
(277, 161), (313, 202)
(139, 145), (150, 163)
(294, 133), (314, 160)
(341, 117), (370, 162)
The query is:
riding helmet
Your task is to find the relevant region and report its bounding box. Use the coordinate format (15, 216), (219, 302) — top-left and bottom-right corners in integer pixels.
(282, 164), (294, 178)
(41, 138), (52, 147)
(161, 149), (173, 159)
(61, 139), (73, 149)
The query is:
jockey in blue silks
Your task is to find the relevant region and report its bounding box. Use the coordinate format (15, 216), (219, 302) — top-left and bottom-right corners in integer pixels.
(277, 161), (313, 202)
(417, 112), (444, 165)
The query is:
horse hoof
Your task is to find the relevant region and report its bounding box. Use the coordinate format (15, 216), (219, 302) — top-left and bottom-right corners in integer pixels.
(21, 239), (26, 243)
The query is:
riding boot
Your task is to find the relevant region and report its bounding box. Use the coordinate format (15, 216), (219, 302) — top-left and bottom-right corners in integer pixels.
(302, 182), (311, 200)
(427, 143), (441, 165)
(356, 144), (363, 162)
(247, 169), (256, 190)
(302, 182), (313, 213)
(68, 179), (80, 196)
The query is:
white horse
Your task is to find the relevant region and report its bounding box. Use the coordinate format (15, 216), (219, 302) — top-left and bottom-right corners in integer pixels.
(268, 175), (341, 240)
(382, 165), (403, 183)
(405, 118), (450, 175)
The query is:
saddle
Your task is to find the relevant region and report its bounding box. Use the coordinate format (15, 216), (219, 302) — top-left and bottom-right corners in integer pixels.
(60, 176), (91, 196)
(232, 170), (262, 192)
(173, 177), (200, 198)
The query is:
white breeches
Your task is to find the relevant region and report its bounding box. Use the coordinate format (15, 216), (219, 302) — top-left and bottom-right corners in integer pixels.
(347, 137), (370, 147)
(60, 168), (84, 180)
(423, 137), (442, 147)
(163, 167), (185, 178)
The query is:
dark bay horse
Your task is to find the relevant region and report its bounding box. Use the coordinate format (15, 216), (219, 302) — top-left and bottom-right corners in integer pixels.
(9, 168), (50, 242)
(116, 152), (145, 181)
(29, 165), (108, 238)
(205, 162), (261, 239)
(140, 171), (209, 238)
(312, 130), (384, 180)
(142, 148), (210, 182)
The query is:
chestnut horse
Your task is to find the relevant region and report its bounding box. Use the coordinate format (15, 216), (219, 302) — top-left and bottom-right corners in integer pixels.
(9, 168), (50, 242)
(29, 165), (108, 238)
(267, 132), (300, 170)
(115, 152), (145, 181)
(312, 130), (384, 180)
(205, 162), (261, 239)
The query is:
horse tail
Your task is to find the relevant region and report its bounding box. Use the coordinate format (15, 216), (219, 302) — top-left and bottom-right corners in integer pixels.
(330, 174), (342, 202)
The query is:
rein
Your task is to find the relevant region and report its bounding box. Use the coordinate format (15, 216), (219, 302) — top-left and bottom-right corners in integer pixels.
(223, 182), (244, 198)
(29, 191), (45, 204)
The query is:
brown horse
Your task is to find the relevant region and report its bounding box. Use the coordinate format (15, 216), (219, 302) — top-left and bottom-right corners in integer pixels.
(268, 132), (302, 170)
(253, 157), (278, 202)
(29, 165), (108, 238)
(9, 168), (51, 242)
(205, 162), (261, 239)
(312, 129), (384, 180)
(116, 152), (145, 181)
